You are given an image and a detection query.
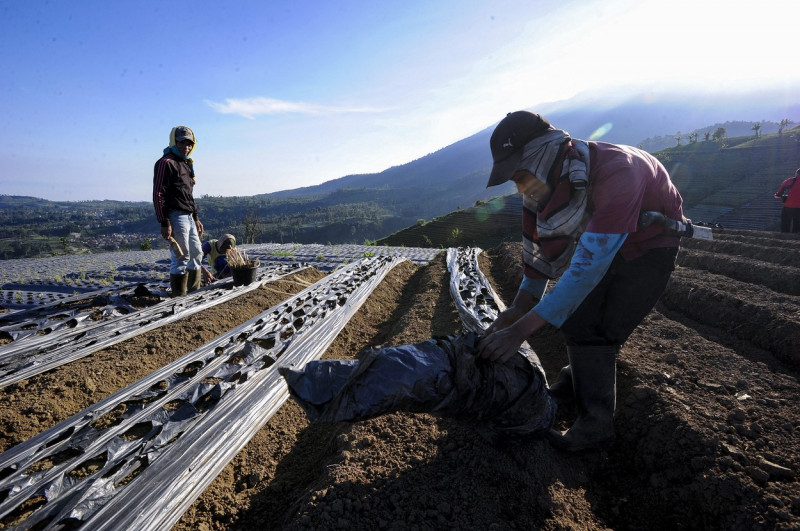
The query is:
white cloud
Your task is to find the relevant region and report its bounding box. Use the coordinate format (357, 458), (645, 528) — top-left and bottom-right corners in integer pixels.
(205, 97), (384, 119)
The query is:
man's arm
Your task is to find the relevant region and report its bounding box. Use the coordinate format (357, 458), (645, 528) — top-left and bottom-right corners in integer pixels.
(479, 232), (626, 362)
(484, 276), (547, 336)
(193, 211), (204, 238)
(153, 158), (172, 238)
(532, 232), (627, 328)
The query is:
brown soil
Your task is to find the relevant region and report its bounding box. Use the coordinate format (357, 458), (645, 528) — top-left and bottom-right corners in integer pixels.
(2, 231), (799, 530)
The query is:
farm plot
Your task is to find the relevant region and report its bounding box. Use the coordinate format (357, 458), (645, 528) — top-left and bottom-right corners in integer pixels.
(0, 255), (409, 529)
(0, 244), (440, 313)
(1, 232), (799, 530)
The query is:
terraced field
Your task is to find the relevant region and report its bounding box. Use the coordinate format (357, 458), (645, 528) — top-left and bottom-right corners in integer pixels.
(0, 230), (799, 530)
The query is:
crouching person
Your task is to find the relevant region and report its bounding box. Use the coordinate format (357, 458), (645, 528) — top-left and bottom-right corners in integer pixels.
(477, 111), (684, 451)
(201, 233), (237, 284)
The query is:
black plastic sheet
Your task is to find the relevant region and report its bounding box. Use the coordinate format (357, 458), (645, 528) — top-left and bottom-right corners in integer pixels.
(280, 332), (555, 437)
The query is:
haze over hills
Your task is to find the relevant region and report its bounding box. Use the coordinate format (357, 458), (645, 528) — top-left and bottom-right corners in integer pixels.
(534, 86), (800, 148)
(248, 88), (800, 240)
(263, 87), (800, 203)
(2, 88), (799, 258)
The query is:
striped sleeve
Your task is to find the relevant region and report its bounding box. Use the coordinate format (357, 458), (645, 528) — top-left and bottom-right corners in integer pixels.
(153, 158), (170, 225)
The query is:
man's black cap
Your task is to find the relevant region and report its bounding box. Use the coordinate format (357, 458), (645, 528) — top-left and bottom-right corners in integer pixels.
(487, 111), (551, 187)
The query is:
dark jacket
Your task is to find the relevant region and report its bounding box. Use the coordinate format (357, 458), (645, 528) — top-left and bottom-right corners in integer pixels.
(153, 152), (198, 226)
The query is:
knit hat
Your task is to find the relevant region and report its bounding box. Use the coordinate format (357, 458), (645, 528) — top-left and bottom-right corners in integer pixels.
(487, 111), (551, 187)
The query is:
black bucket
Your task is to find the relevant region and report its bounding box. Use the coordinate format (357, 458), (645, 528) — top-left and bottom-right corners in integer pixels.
(231, 263), (259, 286)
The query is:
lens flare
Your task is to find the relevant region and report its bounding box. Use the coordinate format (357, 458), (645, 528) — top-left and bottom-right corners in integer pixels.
(589, 123), (613, 140)
(473, 196), (506, 223)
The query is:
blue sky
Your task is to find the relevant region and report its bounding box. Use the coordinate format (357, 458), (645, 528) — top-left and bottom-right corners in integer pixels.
(2, 0), (799, 202)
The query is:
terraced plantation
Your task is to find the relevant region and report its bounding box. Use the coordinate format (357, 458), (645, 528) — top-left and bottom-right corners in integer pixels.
(0, 228), (799, 530)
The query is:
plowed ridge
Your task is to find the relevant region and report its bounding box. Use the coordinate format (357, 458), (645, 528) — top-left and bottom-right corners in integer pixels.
(0, 231), (798, 530)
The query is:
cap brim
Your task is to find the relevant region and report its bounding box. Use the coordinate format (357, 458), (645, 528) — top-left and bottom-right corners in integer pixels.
(486, 151), (523, 188)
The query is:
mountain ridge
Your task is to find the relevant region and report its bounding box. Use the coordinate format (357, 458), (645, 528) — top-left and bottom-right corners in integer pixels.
(260, 87), (800, 200)
(2, 89), (799, 258)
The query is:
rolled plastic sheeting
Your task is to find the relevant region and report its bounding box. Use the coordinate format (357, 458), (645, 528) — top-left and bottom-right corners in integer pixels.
(280, 332), (555, 438)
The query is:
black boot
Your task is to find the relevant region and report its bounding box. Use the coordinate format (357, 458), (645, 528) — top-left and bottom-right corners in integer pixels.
(547, 345), (618, 452)
(548, 364), (574, 406)
(186, 268), (201, 293)
(170, 273), (187, 298)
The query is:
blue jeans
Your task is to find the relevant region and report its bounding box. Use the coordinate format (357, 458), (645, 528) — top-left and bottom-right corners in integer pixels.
(169, 211), (203, 275)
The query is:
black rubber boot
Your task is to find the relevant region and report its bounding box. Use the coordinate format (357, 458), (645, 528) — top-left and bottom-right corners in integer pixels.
(547, 345), (618, 452)
(170, 273), (187, 298)
(547, 364), (574, 406)
(186, 268), (201, 293)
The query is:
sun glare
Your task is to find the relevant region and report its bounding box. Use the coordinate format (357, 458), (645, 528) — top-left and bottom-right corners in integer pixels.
(589, 123), (614, 141)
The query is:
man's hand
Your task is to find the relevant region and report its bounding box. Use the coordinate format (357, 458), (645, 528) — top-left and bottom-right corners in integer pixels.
(478, 324), (527, 363)
(195, 218), (204, 238)
(486, 287), (538, 336)
(201, 268), (215, 284)
(479, 310), (548, 363)
(161, 225), (172, 240)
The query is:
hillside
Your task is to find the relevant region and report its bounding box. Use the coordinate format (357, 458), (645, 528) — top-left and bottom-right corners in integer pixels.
(638, 120), (787, 153)
(2, 108), (799, 260)
(0, 227), (798, 530)
(377, 195), (522, 249)
(377, 128), (800, 246)
(658, 129), (800, 230)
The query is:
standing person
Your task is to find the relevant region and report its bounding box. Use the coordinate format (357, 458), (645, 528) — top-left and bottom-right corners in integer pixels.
(775, 169), (800, 233)
(478, 111), (684, 452)
(153, 126), (204, 297)
(201, 233), (236, 283)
